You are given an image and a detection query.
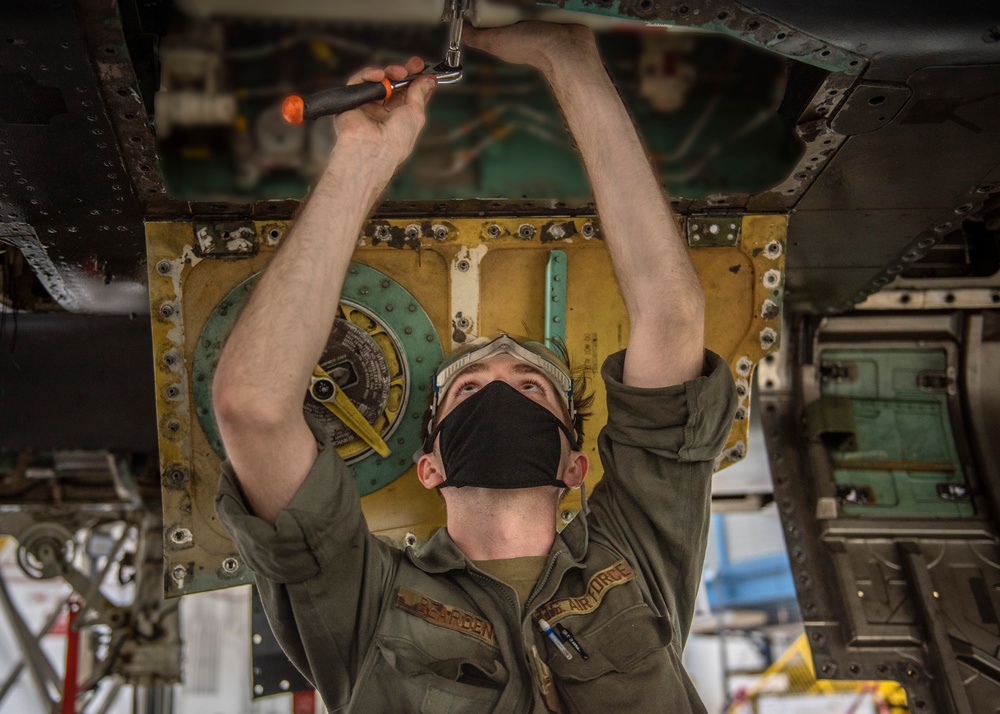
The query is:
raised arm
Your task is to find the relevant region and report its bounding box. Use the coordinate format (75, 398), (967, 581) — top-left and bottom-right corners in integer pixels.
(465, 24), (704, 387)
(212, 58), (436, 524)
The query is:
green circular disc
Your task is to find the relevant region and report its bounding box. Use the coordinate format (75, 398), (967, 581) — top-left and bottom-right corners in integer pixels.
(192, 263), (443, 496)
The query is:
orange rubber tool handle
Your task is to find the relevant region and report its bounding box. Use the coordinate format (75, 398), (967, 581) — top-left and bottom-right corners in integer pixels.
(282, 78), (393, 124)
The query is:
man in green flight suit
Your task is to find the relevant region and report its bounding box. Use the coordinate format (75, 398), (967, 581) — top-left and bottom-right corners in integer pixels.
(213, 20), (737, 714)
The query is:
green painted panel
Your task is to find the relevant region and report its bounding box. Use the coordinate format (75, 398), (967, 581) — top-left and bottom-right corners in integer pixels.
(819, 348), (972, 518)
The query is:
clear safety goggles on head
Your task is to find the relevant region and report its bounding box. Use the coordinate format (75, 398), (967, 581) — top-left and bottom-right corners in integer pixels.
(431, 334), (575, 419)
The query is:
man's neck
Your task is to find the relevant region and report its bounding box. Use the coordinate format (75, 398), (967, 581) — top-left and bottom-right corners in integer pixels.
(444, 487), (558, 561)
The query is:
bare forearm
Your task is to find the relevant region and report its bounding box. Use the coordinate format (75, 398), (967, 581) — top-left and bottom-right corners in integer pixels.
(215, 143), (394, 419)
(540, 42), (705, 383)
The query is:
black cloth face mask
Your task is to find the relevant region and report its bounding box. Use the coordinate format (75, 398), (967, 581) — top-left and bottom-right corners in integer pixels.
(422, 380), (579, 489)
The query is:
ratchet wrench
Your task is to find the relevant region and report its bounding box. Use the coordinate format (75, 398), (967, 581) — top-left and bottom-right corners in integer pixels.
(282, 0), (467, 124)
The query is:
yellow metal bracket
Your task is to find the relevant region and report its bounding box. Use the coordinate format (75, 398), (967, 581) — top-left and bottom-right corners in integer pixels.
(310, 365), (391, 458)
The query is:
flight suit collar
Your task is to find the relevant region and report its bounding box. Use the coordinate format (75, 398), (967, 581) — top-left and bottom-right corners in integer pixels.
(405, 506), (591, 575)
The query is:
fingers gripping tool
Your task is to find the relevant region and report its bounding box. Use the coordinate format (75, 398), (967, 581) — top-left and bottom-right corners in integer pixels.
(282, 0), (468, 124)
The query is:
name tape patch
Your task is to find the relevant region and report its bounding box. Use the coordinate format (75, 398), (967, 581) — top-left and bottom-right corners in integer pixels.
(536, 560), (636, 626)
(394, 587), (498, 648)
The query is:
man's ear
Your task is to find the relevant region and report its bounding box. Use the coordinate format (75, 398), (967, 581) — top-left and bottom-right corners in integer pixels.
(559, 451), (589, 489)
(416, 452), (446, 489)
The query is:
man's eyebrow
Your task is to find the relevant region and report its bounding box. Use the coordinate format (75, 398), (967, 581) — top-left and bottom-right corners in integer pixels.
(510, 363), (550, 379)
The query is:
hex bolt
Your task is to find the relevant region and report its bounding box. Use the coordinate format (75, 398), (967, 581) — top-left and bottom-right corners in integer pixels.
(155, 260), (171, 275)
(518, 224), (536, 240)
(581, 222), (596, 238)
(456, 259), (471, 272)
(405, 224), (421, 240)
(487, 224), (501, 238)
(222, 557), (239, 573)
(158, 302), (175, 318)
(432, 224), (448, 240)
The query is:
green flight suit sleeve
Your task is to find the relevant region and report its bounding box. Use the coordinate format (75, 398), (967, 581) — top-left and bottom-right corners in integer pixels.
(215, 417), (399, 709)
(586, 349), (737, 651)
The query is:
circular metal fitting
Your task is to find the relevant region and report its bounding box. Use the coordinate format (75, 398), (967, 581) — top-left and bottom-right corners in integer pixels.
(456, 259), (471, 272)
(932, 222), (952, 234)
(487, 224), (501, 238)
(311, 378), (335, 400)
(165, 384), (182, 399)
(456, 315), (471, 330)
(405, 224), (421, 240)
(581, 222), (596, 238)
(158, 302), (175, 318)
(222, 557), (239, 574)
(375, 224), (391, 241)
(163, 350), (180, 367)
(166, 419), (181, 433)
(762, 269), (781, 289)
(432, 224), (448, 240)
(764, 240), (783, 259)
(266, 226), (282, 243)
(171, 565), (187, 582)
(518, 223), (536, 240)
(170, 528), (192, 545)
(166, 468), (187, 485)
(155, 260), (172, 275)
(404, 532), (418, 547)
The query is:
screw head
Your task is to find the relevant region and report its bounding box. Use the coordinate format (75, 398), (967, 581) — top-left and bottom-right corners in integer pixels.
(222, 557), (239, 573)
(155, 260), (171, 275)
(518, 224), (536, 240)
(487, 224), (501, 238)
(456, 259), (471, 272)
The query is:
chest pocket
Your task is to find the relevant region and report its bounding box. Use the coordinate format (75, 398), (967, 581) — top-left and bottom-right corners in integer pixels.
(353, 588), (508, 714)
(543, 605), (694, 714)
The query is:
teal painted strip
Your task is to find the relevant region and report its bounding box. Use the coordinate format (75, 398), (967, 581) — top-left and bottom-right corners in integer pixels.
(545, 250), (567, 345)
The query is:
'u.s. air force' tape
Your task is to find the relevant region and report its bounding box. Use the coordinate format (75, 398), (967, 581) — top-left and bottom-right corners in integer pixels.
(534, 560), (636, 627)
(394, 587), (498, 648)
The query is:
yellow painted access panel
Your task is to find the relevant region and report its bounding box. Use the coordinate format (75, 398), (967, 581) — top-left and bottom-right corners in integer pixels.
(146, 214), (784, 596)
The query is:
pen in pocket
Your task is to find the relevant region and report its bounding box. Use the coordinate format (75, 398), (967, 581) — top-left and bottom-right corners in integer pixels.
(555, 623), (589, 660)
(537, 618), (574, 660)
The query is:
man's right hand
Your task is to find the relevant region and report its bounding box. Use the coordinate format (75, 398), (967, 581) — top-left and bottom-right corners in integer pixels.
(333, 56), (437, 173)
